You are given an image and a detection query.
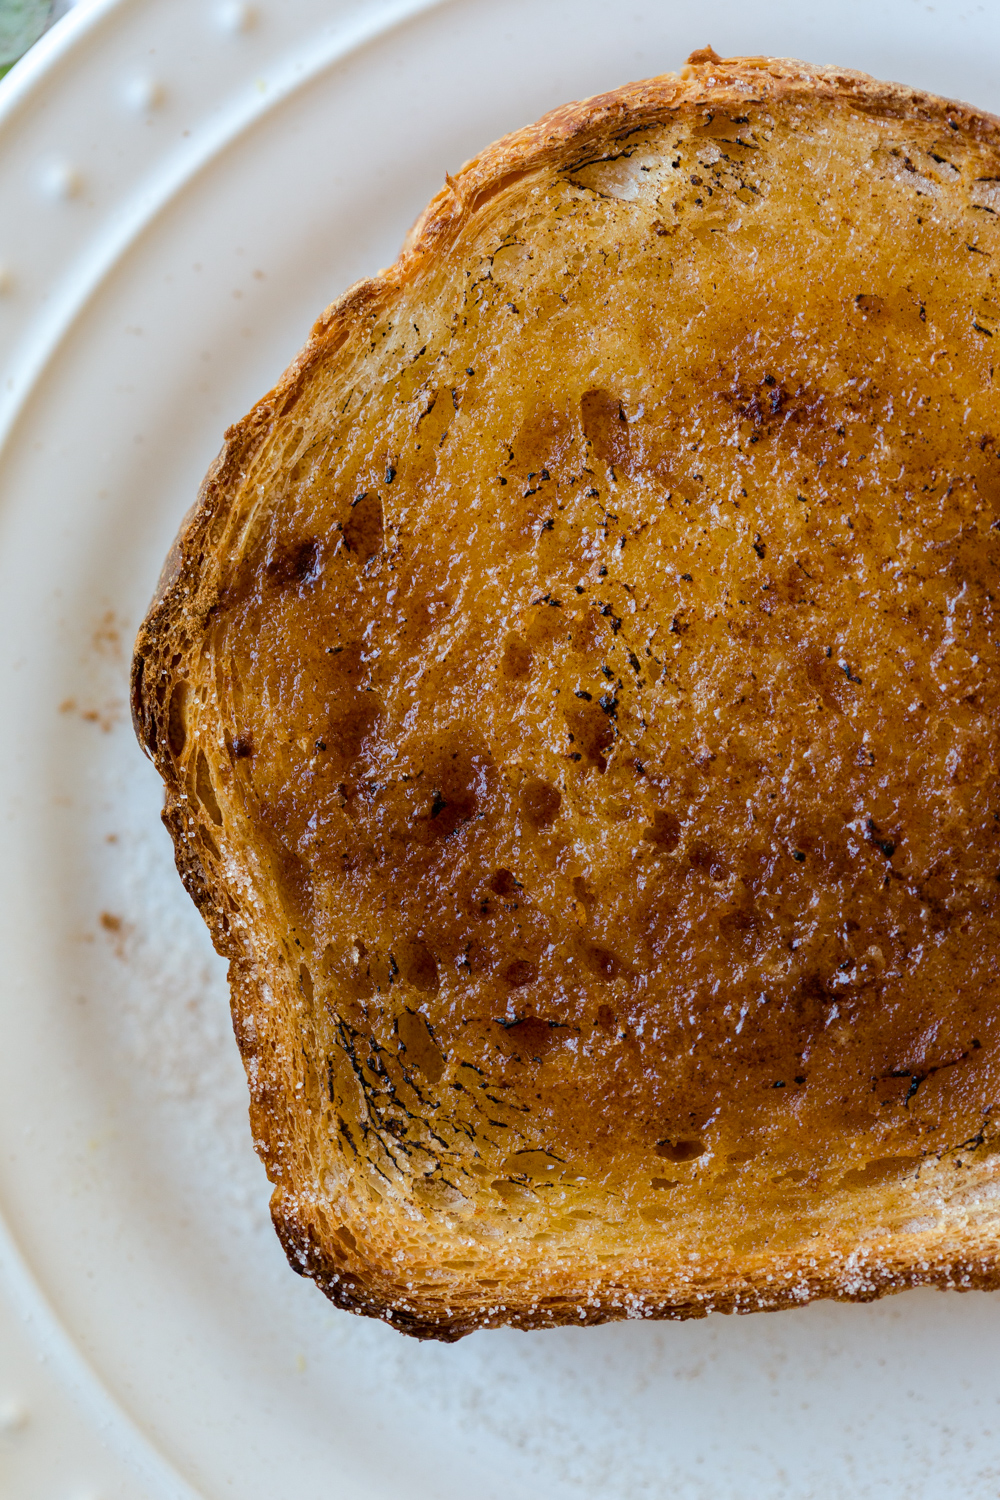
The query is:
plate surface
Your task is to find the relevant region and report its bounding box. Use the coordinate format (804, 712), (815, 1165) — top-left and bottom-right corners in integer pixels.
(3, 1), (1000, 1496)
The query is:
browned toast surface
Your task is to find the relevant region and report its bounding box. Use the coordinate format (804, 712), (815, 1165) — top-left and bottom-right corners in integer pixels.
(134, 54), (1000, 1339)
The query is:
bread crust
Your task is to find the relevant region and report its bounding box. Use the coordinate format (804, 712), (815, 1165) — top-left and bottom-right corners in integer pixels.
(133, 53), (1000, 1339)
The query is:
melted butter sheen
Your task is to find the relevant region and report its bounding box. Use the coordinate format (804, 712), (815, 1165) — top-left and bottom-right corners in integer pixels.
(212, 100), (1000, 1218)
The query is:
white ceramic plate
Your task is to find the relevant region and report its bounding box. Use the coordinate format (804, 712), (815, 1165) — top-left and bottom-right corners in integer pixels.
(4, 2), (1000, 1496)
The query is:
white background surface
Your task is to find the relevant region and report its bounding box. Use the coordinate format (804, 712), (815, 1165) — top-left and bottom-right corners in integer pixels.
(3, 1), (1000, 1496)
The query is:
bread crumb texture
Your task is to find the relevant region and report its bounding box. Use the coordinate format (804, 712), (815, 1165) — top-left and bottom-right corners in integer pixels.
(134, 55), (1000, 1340)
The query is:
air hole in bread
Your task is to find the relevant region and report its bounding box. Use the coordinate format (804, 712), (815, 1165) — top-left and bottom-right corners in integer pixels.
(469, 167), (533, 215)
(266, 537), (323, 587)
(644, 809), (681, 851)
(572, 876), (596, 915)
(501, 635), (532, 679)
(167, 679), (188, 757)
(585, 944), (624, 980)
(288, 445), (313, 484)
(564, 701), (615, 770)
(394, 936), (440, 995)
(418, 739), (492, 841)
(195, 749), (223, 826)
(570, 153), (657, 202)
(342, 493), (384, 564)
(581, 387), (633, 472)
(491, 1179), (537, 1204)
(415, 388), (455, 449)
(839, 1156), (921, 1189)
(323, 939), (378, 1003)
(413, 1178), (469, 1209)
(397, 1007), (446, 1083)
(499, 1016), (563, 1061)
(521, 776), (561, 828)
(718, 905), (763, 954)
(333, 1223), (358, 1255)
(650, 1177), (679, 1190)
(488, 867), (522, 897)
(198, 826), (220, 859)
(299, 964), (314, 1006)
(524, 604), (566, 650)
(688, 842), (728, 881)
(655, 1138), (705, 1163)
(503, 1149), (563, 1180)
(502, 958), (538, 988)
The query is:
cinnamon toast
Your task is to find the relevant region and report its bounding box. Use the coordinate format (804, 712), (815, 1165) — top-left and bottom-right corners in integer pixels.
(133, 53), (1000, 1339)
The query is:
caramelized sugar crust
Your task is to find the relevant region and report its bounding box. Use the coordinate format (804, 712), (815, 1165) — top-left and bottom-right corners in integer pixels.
(135, 57), (1000, 1338)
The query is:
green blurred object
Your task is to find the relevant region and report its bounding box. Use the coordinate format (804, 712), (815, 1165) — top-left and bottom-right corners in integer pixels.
(0, 0), (53, 75)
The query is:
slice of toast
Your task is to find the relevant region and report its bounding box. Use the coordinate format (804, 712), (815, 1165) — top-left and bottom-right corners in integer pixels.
(133, 53), (1000, 1341)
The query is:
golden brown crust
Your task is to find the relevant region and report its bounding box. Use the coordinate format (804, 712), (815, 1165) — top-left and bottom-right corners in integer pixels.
(134, 53), (1000, 1339)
